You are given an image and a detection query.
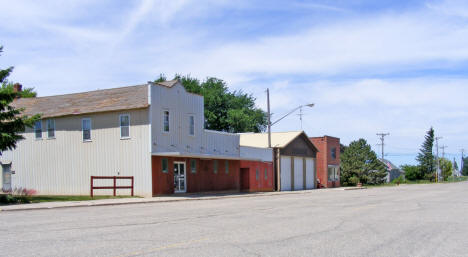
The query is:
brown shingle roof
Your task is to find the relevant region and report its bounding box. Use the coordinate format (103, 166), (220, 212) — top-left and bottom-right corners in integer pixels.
(13, 84), (149, 118)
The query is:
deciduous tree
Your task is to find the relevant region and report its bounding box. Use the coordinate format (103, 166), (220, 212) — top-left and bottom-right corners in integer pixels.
(155, 74), (267, 133)
(340, 139), (387, 186)
(439, 158), (452, 181)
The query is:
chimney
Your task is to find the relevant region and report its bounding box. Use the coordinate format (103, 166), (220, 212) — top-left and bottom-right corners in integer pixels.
(13, 83), (22, 93)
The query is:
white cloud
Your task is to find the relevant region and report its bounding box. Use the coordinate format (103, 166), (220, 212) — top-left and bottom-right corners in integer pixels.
(2, 0), (468, 166)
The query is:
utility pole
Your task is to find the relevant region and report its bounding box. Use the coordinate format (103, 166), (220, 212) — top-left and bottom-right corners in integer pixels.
(376, 133), (390, 160)
(435, 136), (442, 182)
(461, 149), (465, 176)
(267, 89), (271, 148)
(440, 145), (447, 159)
(298, 106), (304, 130)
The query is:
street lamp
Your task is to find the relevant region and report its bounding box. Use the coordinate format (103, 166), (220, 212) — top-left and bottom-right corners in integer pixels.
(266, 88), (314, 148)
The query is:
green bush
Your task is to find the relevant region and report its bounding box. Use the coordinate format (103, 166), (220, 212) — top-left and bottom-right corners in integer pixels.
(392, 175), (405, 184)
(349, 176), (360, 186)
(402, 165), (421, 181)
(0, 194), (31, 205)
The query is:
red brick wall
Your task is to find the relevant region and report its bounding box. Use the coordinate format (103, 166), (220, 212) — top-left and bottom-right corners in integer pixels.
(239, 160), (274, 192)
(310, 136), (341, 188)
(151, 156), (240, 195)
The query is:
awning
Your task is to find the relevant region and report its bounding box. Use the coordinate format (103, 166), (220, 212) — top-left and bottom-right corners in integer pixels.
(151, 152), (264, 162)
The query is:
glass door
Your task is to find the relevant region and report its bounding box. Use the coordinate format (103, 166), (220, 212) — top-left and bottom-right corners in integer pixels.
(174, 162), (186, 193)
(2, 164), (12, 192)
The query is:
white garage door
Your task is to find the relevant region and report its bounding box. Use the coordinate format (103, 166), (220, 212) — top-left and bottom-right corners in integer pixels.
(280, 156), (291, 191)
(294, 157), (304, 190)
(305, 158), (315, 189)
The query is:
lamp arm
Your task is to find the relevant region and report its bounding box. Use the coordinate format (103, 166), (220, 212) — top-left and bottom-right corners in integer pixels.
(271, 105), (302, 126)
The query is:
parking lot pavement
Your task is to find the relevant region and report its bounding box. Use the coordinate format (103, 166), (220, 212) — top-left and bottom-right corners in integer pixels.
(1, 182), (468, 257)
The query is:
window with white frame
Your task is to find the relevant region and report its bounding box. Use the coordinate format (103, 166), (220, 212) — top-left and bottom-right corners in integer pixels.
(120, 114), (130, 138)
(328, 166), (339, 181)
(163, 110), (170, 132)
(189, 115), (195, 136)
(82, 118), (92, 141)
(34, 120), (42, 139)
(47, 119), (55, 139)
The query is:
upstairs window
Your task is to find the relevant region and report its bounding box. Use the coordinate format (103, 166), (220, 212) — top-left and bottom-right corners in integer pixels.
(82, 118), (92, 141)
(34, 120), (42, 139)
(120, 114), (130, 138)
(264, 168), (268, 179)
(163, 110), (170, 132)
(256, 168), (259, 180)
(47, 119), (55, 139)
(331, 147), (337, 159)
(214, 160), (218, 174)
(189, 115), (195, 136)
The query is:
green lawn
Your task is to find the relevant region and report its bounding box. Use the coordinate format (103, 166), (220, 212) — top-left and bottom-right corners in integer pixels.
(366, 176), (468, 188)
(29, 195), (137, 203)
(0, 194), (138, 205)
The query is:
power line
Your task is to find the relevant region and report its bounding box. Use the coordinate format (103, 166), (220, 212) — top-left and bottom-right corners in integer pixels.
(439, 145), (447, 159)
(376, 133), (390, 160)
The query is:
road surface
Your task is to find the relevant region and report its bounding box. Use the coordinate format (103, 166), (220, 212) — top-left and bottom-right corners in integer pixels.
(1, 182), (467, 256)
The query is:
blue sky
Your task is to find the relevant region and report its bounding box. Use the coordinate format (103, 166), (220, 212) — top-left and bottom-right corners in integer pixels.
(1, 0), (467, 167)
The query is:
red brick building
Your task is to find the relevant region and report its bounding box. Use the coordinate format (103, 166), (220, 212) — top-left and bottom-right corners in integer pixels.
(310, 136), (340, 188)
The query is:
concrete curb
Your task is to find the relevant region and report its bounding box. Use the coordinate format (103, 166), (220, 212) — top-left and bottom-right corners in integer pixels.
(0, 189), (325, 212)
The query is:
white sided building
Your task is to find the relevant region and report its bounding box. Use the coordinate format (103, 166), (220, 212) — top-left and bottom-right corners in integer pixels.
(0, 80), (270, 197)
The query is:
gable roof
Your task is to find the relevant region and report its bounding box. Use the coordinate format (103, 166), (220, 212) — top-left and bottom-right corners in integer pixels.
(239, 131), (318, 152)
(11, 80), (179, 119)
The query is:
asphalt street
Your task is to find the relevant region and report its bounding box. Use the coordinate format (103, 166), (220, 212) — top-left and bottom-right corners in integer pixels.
(1, 182), (467, 257)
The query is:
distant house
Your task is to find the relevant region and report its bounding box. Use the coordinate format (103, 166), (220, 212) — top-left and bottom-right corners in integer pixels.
(239, 131), (318, 191)
(310, 136), (340, 188)
(0, 80), (270, 196)
(380, 159), (404, 182)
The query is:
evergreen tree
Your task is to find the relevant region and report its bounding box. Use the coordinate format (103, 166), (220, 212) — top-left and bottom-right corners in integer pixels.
(416, 127), (435, 179)
(340, 139), (387, 186)
(0, 46), (39, 153)
(463, 157), (468, 176)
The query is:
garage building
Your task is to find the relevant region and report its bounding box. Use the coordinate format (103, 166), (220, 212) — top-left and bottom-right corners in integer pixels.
(239, 131), (318, 191)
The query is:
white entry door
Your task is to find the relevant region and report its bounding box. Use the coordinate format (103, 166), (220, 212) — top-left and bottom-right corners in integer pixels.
(2, 164), (12, 192)
(174, 162), (186, 193)
(280, 156), (292, 191)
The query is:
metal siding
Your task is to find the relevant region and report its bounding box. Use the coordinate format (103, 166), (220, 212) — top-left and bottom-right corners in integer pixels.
(150, 83), (239, 159)
(239, 146), (273, 162)
(280, 156), (291, 191)
(1, 109), (152, 196)
(294, 157), (303, 190)
(306, 158), (315, 189)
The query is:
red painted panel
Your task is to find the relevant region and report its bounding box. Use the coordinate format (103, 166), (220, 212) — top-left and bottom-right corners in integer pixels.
(239, 160), (274, 192)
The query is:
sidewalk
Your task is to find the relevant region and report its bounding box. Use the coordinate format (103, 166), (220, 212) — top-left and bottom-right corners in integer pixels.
(0, 187), (363, 212)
